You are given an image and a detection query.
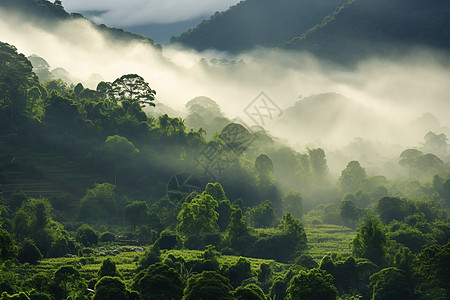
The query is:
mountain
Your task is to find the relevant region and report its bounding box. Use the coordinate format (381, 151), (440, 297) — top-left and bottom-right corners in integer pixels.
(283, 0), (450, 63)
(0, 0), (160, 49)
(173, 0), (450, 63)
(171, 0), (347, 53)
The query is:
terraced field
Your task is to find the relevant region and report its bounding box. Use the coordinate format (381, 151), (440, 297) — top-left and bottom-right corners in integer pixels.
(305, 224), (356, 261)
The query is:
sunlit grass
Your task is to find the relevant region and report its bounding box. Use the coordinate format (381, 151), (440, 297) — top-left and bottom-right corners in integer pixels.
(305, 224), (356, 261)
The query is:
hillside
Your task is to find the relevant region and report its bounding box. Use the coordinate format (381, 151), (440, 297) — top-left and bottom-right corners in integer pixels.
(172, 0), (347, 53)
(283, 0), (450, 63)
(276, 93), (392, 145)
(173, 0), (450, 64)
(0, 0), (160, 49)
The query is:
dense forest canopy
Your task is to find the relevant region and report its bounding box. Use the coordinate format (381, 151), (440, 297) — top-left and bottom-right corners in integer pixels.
(1, 0), (450, 299)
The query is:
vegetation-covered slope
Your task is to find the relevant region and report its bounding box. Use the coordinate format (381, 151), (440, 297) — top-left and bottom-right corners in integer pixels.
(1, 29), (450, 300)
(172, 0), (347, 53)
(0, 0), (159, 48)
(283, 0), (450, 63)
(174, 0), (450, 64)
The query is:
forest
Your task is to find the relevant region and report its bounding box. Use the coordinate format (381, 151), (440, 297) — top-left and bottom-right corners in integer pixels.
(0, 33), (449, 300)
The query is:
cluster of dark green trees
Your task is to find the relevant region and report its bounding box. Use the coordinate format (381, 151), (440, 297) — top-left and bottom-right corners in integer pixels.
(1, 39), (450, 299)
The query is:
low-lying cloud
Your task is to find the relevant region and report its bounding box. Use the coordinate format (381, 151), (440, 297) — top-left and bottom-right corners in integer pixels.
(1, 9), (449, 175)
(63, 0), (241, 26)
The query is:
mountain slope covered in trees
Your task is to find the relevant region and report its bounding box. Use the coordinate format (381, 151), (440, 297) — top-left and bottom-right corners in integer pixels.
(283, 0), (450, 62)
(0, 0), (159, 49)
(172, 0), (347, 53)
(174, 0), (450, 64)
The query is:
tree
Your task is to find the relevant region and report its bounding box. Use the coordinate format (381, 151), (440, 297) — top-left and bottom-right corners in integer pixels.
(183, 271), (233, 300)
(204, 182), (227, 202)
(79, 183), (117, 220)
(0, 42), (38, 128)
(369, 267), (412, 300)
(93, 276), (129, 300)
(76, 224), (99, 247)
(53, 266), (84, 299)
(223, 257), (253, 287)
(287, 268), (338, 300)
(18, 238), (42, 264)
(352, 216), (386, 267)
(98, 258), (121, 279)
(255, 154), (274, 181)
(133, 263), (184, 300)
(308, 148), (328, 179)
(245, 200), (276, 228)
(108, 74), (156, 107)
(340, 200), (361, 228)
(0, 228), (17, 261)
(339, 161), (366, 193)
(282, 191), (303, 219)
(234, 284), (266, 300)
(138, 243), (161, 270)
(377, 197), (414, 224)
(414, 242), (450, 297)
(123, 201), (149, 230)
(102, 136), (139, 186)
(225, 208), (253, 253)
(279, 212), (307, 251)
(176, 193), (219, 237)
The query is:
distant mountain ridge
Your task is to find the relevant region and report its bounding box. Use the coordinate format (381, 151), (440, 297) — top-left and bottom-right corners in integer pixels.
(0, 0), (160, 49)
(172, 0), (347, 53)
(283, 0), (450, 62)
(174, 0), (450, 63)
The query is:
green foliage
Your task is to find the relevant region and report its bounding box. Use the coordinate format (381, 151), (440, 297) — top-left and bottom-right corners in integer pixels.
(138, 243), (161, 270)
(133, 262), (185, 300)
(76, 224), (99, 247)
(157, 229), (182, 250)
(183, 271), (233, 300)
(377, 197), (415, 224)
(123, 201), (149, 230)
(414, 242), (450, 297)
(108, 74), (156, 108)
(245, 200), (276, 228)
(18, 238), (42, 264)
(225, 209), (253, 254)
(79, 183), (117, 221)
(287, 268), (338, 300)
(98, 258), (121, 279)
(234, 283), (266, 300)
(53, 266), (84, 299)
(340, 200), (361, 228)
(282, 191), (303, 220)
(0, 228), (17, 261)
(308, 148), (328, 179)
(339, 161), (367, 194)
(223, 257), (253, 287)
(0, 41), (38, 129)
(352, 216), (386, 267)
(93, 276), (129, 300)
(369, 267), (412, 300)
(176, 193), (219, 238)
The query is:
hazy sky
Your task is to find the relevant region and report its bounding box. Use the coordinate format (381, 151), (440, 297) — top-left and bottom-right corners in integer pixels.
(62, 0), (241, 26)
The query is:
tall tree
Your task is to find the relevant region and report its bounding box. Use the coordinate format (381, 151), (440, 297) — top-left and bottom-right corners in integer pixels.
(108, 74), (156, 107)
(176, 193), (219, 237)
(352, 216), (386, 267)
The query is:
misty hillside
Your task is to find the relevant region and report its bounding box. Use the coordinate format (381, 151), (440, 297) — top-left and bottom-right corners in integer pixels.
(174, 0), (450, 63)
(277, 93), (391, 144)
(0, 0), (160, 48)
(172, 0), (347, 53)
(283, 0), (450, 62)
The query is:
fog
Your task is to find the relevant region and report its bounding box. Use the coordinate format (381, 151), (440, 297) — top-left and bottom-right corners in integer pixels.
(1, 9), (449, 176)
(63, 0), (241, 26)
